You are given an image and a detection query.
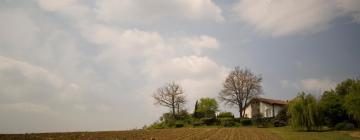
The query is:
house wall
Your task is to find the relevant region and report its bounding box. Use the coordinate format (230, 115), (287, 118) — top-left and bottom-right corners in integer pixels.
(244, 101), (285, 118)
(244, 104), (252, 118)
(273, 105), (283, 116)
(259, 102), (272, 117)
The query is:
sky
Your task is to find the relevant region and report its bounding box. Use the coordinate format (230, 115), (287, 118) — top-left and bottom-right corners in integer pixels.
(0, 0), (360, 133)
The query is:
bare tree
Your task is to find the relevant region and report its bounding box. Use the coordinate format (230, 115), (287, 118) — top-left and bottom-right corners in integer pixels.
(153, 82), (186, 119)
(219, 67), (262, 118)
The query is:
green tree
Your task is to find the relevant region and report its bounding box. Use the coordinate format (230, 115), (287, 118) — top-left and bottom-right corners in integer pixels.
(197, 98), (219, 118)
(318, 78), (360, 127)
(288, 92), (321, 131)
(344, 79), (360, 123)
(335, 79), (356, 96)
(318, 90), (347, 127)
(193, 100), (199, 117)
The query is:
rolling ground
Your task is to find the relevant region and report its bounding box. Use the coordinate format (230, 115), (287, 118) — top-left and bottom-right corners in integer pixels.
(0, 127), (359, 140)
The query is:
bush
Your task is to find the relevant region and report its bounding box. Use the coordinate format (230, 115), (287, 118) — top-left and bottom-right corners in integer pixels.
(233, 118), (241, 123)
(219, 118), (236, 127)
(335, 122), (355, 130)
(273, 106), (288, 127)
(175, 122), (184, 128)
(217, 112), (234, 118)
(240, 119), (252, 126)
(200, 117), (218, 126)
(275, 106), (288, 123)
(253, 113), (265, 127)
(192, 120), (204, 127)
(224, 120), (236, 127)
(273, 120), (287, 127)
(148, 121), (166, 129)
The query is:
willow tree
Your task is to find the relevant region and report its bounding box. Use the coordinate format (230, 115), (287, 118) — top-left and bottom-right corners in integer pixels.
(288, 92), (321, 131)
(219, 67), (262, 118)
(153, 82), (186, 119)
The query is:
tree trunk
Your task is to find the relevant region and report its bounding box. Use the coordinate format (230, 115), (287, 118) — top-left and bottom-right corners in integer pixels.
(239, 103), (243, 119)
(172, 105), (176, 119)
(172, 96), (176, 119)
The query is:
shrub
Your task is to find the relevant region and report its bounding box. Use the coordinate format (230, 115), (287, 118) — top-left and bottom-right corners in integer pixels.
(274, 106), (288, 123)
(253, 113), (265, 127)
(217, 112), (234, 118)
(233, 118), (241, 123)
(175, 121), (184, 128)
(219, 118), (236, 127)
(335, 122), (355, 130)
(223, 120), (236, 127)
(200, 117), (218, 126)
(273, 108), (288, 127)
(177, 110), (191, 121)
(273, 120), (287, 127)
(192, 120), (204, 127)
(148, 121), (166, 129)
(240, 119), (252, 126)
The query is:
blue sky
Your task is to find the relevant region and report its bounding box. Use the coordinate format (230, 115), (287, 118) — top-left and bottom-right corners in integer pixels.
(0, 0), (359, 133)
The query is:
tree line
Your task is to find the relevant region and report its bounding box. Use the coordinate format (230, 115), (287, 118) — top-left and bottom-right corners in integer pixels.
(148, 66), (262, 128)
(288, 78), (360, 131)
(147, 66), (360, 131)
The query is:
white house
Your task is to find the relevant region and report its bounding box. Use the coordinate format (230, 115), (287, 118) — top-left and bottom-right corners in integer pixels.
(244, 98), (287, 118)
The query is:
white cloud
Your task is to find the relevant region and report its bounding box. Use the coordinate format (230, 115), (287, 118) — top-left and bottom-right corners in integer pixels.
(0, 102), (51, 113)
(174, 35), (220, 55)
(37, 0), (76, 11)
(95, 0), (224, 22)
(0, 10), (39, 49)
(37, 0), (91, 19)
(233, 0), (360, 36)
(74, 104), (87, 112)
(280, 80), (290, 88)
(78, 23), (227, 114)
(1, 1), (229, 132)
(95, 104), (112, 112)
(143, 55), (228, 109)
(301, 78), (336, 91)
(0, 56), (64, 89)
(79, 23), (221, 62)
(144, 55), (225, 80)
(336, 0), (360, 22)
(0, 55), (83, 105)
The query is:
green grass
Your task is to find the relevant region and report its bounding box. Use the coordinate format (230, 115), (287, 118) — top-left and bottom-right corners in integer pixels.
(266, 126), (360, 140)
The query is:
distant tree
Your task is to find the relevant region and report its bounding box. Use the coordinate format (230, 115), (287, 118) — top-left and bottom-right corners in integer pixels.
(288, 92), (321, 131)
(219, 67), (262, 118)
(153, 82), (186, 119)
(197, 98), (219, 118)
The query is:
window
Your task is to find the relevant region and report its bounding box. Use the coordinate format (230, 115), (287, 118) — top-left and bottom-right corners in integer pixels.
(266, 109), (271, 117)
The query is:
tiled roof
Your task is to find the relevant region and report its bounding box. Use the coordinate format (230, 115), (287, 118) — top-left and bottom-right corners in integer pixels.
(255, 98), (287, 105)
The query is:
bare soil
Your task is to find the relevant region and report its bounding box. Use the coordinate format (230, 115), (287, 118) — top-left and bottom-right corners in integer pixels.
(0, 127), (281, 140)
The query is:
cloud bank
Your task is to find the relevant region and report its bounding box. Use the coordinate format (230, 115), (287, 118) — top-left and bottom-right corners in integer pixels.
(233, 0), (360, 36)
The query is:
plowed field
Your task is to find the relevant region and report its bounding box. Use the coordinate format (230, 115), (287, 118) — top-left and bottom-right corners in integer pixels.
(0, 127), (281, 140)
